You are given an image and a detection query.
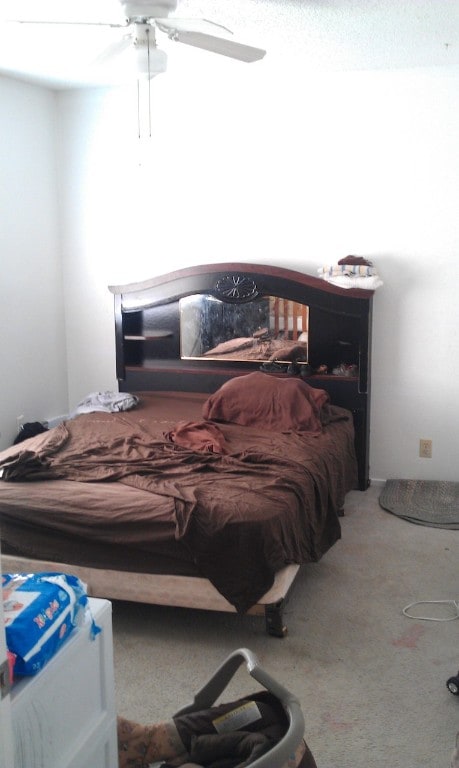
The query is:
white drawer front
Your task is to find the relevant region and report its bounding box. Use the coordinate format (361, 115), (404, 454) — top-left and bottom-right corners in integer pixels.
(11, 598), (118, 768)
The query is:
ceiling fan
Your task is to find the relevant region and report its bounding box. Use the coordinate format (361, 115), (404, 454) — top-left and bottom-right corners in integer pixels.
(10, 0), (267, 81)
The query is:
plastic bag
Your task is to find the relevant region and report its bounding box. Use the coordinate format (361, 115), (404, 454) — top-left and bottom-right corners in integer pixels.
(2, 572), (94, 677)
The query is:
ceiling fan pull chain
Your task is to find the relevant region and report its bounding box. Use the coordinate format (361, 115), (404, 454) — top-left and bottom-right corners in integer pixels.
(147, 26), (152, 137)
(137, 78), (140, 139)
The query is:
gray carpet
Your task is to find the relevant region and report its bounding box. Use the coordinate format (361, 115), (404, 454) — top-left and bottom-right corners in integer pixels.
(111, 484), (459, 768)
(379, 479), (459, 529)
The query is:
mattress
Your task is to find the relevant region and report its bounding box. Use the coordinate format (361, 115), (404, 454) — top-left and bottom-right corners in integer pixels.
(0, 389), (357, 613)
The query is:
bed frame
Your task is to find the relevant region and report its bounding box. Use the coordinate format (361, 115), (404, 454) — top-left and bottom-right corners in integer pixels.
(2, 263), (373, 637)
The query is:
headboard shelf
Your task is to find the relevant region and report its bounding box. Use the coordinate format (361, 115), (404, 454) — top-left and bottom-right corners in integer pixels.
(125, 362), (360, 384)
(124, 332), (173, 340)
(110, 263), (373, 489)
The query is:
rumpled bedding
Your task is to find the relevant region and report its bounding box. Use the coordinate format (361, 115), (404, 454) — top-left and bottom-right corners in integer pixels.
(202, 372), (334, 435)
(202, 337), (307, 361)
(71, 390), (139, 415)
(165, 421), (229, 454)
(0, 390), (357, 613)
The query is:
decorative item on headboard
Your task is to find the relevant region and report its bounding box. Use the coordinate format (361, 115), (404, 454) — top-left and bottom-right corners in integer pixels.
(214, 274), (260, 300)
(318, 255), (383, 291)
(109, 263), (374, 489)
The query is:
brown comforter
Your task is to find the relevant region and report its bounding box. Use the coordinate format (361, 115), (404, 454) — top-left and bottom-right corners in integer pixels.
(0, 392), (357, 612)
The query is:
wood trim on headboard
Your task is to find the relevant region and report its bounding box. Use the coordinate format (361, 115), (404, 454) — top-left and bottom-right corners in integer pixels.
(109, 263), (373, 490)
(109, 261), (374, 300)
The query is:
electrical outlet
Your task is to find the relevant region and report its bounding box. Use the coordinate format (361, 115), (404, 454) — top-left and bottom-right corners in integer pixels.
(419, 439), (432, 458)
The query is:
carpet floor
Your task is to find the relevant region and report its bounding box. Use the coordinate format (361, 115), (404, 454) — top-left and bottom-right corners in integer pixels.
(111, 483), (459, 768)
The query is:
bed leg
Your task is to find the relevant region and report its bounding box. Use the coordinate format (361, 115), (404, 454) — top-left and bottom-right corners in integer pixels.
(264, 600), (288, 638)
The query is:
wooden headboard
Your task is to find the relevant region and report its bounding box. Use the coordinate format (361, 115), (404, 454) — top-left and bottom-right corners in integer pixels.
(109, 263), (373, 490)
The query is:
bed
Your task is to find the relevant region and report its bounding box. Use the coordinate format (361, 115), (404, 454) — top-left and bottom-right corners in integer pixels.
(0, 263), (373, 636)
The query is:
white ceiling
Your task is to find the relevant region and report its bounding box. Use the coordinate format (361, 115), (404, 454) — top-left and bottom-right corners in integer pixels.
(1, 0), (459, 88)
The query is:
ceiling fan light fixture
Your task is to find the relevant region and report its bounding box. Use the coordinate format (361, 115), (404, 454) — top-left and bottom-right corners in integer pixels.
(135, 44), (167, 78)
(120, 1), (177, 19)
(130, 22), (167, 78)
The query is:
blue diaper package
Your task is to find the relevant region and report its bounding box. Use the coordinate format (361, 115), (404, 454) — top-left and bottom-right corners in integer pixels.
(2, 571), (98, 677)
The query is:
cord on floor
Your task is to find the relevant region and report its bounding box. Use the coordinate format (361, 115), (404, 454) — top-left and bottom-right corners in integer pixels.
(402, 600), (459, 621)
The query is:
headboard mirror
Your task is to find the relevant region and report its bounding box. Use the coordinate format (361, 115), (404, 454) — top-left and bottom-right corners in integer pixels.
(180, 293), (309, 362)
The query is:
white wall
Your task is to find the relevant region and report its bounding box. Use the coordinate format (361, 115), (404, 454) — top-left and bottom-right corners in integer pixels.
(0, 77), (68, 449)
(56, 56), (459, 483)
(2, 54), (459, 481)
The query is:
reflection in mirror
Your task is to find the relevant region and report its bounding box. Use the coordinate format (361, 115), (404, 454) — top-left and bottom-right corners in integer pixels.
(180, 294), (309, 362)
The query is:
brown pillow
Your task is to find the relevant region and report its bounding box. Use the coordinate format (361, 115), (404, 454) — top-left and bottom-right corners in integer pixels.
(202, 371), (329, 434)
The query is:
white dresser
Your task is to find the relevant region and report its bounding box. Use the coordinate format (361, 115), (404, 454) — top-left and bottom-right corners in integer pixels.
(10, 597), (118, 768)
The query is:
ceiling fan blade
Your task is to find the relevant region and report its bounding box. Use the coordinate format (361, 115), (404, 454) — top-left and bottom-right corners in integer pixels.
(157, 27), (266, 63)
(7, 19), (127, 28)
(155, 18), (233, 35)
(93, 36), (133, 67)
